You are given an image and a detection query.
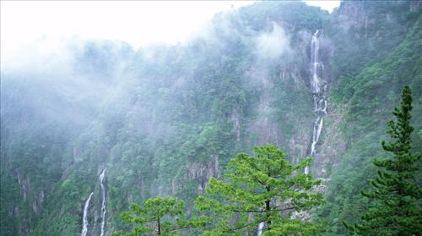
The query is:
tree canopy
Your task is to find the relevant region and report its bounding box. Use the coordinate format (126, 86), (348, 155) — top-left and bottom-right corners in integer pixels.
(196, 145), (324, 235)
(345, 86), (422, 235)
(114, 196), (205, 236)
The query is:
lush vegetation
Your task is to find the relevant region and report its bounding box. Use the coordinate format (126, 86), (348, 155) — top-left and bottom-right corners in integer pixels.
(317, 2), (422, 234)
(345, 86), (422, 235)
(113, 197), (206, 236)
(196, 145), (323, 235)
(116, 145), (324, 235)
(1, 1), (421, 235)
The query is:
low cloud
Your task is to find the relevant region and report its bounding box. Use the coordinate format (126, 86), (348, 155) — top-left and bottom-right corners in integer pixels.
(255, 22), (291, 61)
(1, 36), (77, 75)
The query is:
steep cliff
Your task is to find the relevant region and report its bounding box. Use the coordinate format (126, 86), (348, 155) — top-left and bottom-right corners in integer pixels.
(1, 1), (421, 235)
(317, 1), (422, 234)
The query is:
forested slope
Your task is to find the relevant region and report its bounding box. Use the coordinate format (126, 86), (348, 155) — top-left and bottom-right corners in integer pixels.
(318, 2), (422, 234)
(1, 1), (421, 235)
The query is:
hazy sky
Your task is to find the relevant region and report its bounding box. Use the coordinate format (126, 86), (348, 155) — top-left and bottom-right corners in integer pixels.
(1, 1), (340, 68)
(304, 0), (341, 13)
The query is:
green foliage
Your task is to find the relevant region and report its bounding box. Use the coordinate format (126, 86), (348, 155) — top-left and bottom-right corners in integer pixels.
(330, 1), (421, 105)
(345, 86), (422, 235)
(318, 7), (422, 235)
(238, 1), (329, 34)
(196, 145), (324, 235)
(114, 197), (206, 236)
(0, 172), (19, 235)
(2, 1), (421, 235)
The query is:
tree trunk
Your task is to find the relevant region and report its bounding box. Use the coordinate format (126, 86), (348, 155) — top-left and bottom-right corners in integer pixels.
(157, 216), (161, 235)
(265, 186), (271, 229)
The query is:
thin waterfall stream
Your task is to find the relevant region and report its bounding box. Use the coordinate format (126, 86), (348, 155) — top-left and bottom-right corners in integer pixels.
(81, 192), (93, 236)
(257, 221), (265, 236)
(257, 30), (327, 236)
(305, 30), (327, 174)
(257, 29), (328, 236)
(99, 168), (107, 236)
(80, 169), (107, 236)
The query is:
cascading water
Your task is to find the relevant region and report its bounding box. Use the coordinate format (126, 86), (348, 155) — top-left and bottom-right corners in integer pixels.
(99, 169), (107, 236)
(305, 30), (327, 174)
(81, 192), (94, 236)
(258, 29), (327, 235)
(257, 222), (265, 236)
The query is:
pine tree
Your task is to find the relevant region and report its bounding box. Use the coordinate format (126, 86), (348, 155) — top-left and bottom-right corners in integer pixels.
(346, 86), (422, 235)
(196, 145), (324, 235)
(113, 196), (206, 236)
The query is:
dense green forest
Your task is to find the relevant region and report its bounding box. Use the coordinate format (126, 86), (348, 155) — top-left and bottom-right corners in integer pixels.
(1, 1), (421, 235)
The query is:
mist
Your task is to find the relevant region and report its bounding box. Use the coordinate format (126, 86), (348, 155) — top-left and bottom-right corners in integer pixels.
(1, 1), (420, 236)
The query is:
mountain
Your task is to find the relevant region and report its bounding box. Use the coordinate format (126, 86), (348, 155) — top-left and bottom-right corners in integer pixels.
(1, 1), (421, 235)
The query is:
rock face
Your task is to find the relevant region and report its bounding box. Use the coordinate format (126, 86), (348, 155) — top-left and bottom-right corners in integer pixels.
(186, 154), (219, 194)
(336, 1), (367, 25)
(2, 1), (421, 235)
(312, 104), (347, 177)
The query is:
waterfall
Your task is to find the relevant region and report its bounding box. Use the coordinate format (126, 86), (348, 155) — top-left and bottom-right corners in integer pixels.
(257, 222), (265, 236)
(305, 30), (327, 175)
(81, 192), (94, 236)
(99, 169), (107, 236)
